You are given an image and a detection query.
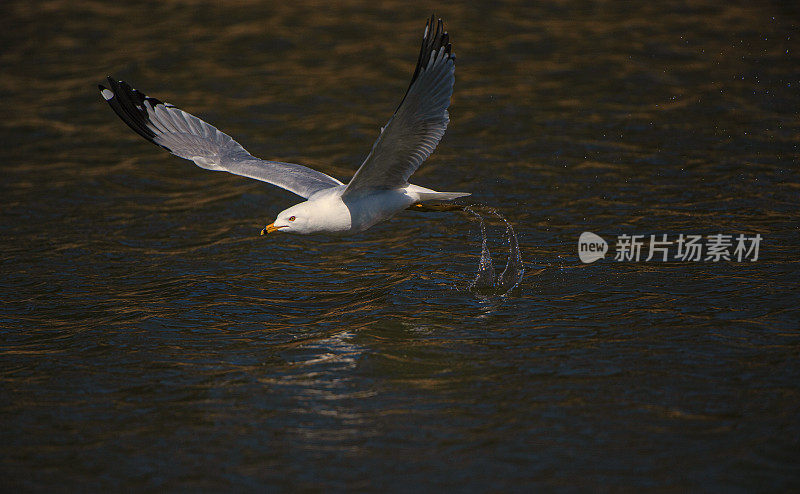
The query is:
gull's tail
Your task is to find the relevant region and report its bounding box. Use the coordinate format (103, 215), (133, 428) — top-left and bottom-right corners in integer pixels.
(408, 184), (470, 202)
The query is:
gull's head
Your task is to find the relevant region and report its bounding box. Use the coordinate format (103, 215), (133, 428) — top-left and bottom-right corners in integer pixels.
(260, 197), (352, 236)
(261, 203), (314, 235)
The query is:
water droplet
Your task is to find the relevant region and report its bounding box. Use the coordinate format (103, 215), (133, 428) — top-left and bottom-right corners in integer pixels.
(460, 205), (525, 296)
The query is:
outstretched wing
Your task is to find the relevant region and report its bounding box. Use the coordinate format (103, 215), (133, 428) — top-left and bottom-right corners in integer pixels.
(99, 77), (343, 199)
(342, 15), (455, 197)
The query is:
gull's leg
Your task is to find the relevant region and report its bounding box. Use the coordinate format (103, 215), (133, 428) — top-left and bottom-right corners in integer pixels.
(407, 202), (464, 212)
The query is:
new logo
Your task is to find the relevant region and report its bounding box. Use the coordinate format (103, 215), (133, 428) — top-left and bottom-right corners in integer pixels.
(578, 232), (608, 263)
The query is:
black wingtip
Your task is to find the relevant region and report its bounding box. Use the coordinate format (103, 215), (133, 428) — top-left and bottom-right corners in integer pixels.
(98, 83), (115, 101)
(99, 76), (159, 143)
(415, 15), (452, 74)
(394, 15), (453, 112)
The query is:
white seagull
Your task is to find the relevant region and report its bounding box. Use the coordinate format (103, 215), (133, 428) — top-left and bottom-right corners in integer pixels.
(100, 16), (468, 235)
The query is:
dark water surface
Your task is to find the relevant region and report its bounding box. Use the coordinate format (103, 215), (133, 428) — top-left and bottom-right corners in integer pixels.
(2, 0), (799, 490)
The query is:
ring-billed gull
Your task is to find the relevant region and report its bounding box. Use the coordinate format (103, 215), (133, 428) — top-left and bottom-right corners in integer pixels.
(99, 16), (468, 235)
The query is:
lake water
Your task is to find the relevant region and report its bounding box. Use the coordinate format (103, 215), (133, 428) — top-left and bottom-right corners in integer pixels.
(2, 1), (799, 490)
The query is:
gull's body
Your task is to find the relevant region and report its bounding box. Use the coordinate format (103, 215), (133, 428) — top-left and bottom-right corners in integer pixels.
(100, 16), (467, 235)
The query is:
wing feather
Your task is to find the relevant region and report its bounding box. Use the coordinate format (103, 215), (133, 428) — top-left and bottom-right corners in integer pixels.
(342, 15), (455, 197)
(99, 77), (342, 199)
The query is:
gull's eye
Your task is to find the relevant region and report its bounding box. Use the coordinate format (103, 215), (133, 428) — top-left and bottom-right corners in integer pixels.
(288, 216), (296, 222)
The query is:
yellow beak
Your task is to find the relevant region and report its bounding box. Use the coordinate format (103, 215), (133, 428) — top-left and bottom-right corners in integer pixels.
(260, 222), (281, 235)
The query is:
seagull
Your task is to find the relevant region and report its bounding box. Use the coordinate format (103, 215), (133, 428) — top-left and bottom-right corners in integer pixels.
(99, 15), (468, 236)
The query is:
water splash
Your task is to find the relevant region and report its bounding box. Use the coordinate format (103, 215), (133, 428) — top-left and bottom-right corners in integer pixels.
(491, 210), (525, 294)
(464, 206), (495, 289)
(461, 205), (525, 296)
